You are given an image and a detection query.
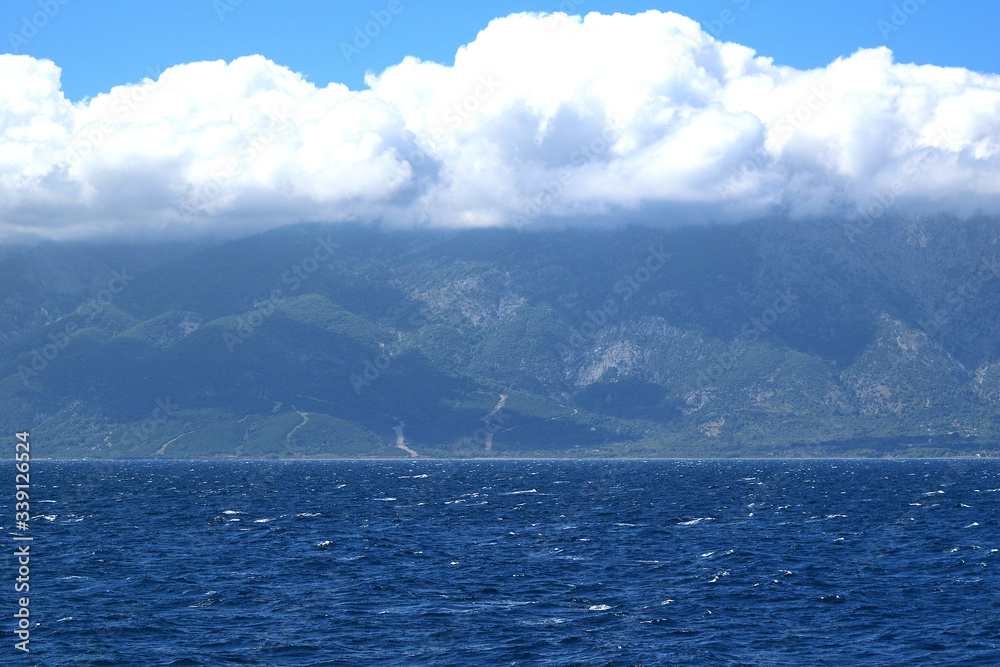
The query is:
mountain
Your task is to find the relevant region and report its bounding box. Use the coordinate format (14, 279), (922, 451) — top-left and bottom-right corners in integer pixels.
(2, 216), (1000, 458)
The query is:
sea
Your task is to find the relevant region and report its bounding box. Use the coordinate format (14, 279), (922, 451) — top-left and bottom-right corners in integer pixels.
(7, 458), (1000, 665)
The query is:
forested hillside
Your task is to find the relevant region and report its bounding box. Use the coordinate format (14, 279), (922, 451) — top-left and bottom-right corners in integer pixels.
(2, 215), (999, 458)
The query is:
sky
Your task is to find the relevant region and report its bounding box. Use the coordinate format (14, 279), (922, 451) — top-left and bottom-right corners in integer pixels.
(2, 0), (1000, 240)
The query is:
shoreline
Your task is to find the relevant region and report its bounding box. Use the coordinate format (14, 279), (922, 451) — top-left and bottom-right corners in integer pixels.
(23, 454), (1000, 462)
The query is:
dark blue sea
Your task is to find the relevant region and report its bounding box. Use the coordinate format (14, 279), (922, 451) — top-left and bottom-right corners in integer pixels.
(7, 459), (1000, 665)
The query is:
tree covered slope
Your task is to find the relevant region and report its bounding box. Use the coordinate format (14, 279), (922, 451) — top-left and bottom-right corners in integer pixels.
(2, 216), (999, 458)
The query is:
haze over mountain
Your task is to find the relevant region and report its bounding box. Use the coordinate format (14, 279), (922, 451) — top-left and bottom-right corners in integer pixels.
(2, 214), (999, 458)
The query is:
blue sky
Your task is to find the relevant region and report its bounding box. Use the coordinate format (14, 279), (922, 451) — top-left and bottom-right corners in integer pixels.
(3, 1), (1000, 240)
(4, 0), (999, 101)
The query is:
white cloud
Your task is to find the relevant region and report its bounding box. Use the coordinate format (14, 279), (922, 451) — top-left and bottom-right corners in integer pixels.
(2, 10), (1000, 240)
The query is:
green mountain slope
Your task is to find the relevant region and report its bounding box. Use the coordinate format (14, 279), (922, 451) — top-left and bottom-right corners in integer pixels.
(2, 217), (999, 458)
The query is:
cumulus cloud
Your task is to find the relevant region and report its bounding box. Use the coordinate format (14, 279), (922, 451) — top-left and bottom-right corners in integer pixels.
(2, 10), (1000, 240)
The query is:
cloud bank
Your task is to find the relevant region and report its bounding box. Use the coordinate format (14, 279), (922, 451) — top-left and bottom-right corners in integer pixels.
(2, 10), (1000, 240)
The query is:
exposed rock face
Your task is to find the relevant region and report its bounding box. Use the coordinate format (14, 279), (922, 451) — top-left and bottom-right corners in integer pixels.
(3, 217), (1000, 456)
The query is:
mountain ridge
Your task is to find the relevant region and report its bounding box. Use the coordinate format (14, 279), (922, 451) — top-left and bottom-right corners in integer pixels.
(2, 216), (999, 458)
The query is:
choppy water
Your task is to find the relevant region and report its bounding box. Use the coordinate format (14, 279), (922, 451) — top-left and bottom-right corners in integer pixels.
(7, 459), (1000, 665)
